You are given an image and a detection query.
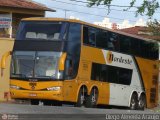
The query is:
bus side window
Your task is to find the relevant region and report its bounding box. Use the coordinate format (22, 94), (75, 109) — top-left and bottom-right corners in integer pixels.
(65, 59), (73, 78)
(65, 23), (81, 79)
(119, 68), (132, 85)
(99, 65), (108, 82)
(108, 66), (119, 84)
(120, 35), (131, 54)
(139, 41), (150, 58)
(96, 30), (108, 49)
(150, 43), (159, 59)
(91, 63), (100, 81)
(91, 63), (108, 82)
(108, 32), (119, 51)
(83, 26), (89, 45)
(83, 26), (96, 46)
(88, 28), (96, 46)
(130, 38), (140, 56)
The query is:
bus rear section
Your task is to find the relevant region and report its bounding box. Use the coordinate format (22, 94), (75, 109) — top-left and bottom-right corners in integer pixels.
(135, 57), (159, 108)
(79, 24), (159, 110)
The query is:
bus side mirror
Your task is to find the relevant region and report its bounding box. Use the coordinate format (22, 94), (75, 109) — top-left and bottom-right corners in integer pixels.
(58, 53), (67, 71)
(1, 51), (12, 77)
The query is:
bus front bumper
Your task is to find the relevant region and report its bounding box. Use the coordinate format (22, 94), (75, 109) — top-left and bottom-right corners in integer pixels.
(10, 89), (63, 101)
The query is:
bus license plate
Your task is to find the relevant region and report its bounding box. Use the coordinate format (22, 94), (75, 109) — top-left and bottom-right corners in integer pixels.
(29, 93), (37, 97)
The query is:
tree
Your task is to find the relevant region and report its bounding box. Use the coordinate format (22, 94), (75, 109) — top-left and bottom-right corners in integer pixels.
(147, 19), (160, 36)
(87, 0), (160, 41)
(87, 0), (159, 18)
(147, 19), (160, 41)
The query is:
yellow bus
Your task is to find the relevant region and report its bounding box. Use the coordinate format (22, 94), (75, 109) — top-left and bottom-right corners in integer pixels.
(1, 18), (159, 110)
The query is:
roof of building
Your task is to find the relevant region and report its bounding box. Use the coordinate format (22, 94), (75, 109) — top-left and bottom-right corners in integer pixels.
(0, 0), (55, 12)
(120, 26), (160, 41)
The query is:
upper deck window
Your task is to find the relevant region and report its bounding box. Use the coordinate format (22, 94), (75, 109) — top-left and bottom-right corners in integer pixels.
(16, 21), (68, 41)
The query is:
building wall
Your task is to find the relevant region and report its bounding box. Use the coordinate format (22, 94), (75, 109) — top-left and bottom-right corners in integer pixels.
(0, 38), (14, 101)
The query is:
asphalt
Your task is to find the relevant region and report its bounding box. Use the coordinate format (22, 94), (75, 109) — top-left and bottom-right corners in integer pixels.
(0, 103), (160, 120)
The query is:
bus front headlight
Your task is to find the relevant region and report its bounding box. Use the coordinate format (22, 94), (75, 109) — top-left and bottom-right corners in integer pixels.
(10, 85), (20, 90)
(47, 86), (61, 91)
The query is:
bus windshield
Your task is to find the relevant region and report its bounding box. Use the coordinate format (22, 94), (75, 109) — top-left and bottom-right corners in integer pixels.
(11, 51), (63, 80)
(16, 21), (67, 41)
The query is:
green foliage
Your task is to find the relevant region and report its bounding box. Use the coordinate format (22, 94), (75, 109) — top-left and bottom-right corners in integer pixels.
(87, 0), (159, 18)
(136, 0), (159, 17)
(147, 19), (160, 36)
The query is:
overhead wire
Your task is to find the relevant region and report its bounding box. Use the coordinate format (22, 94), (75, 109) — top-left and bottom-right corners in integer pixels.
(51, 0), (139, 13)
(69, 0), (139, 8)
(48, 5), (137, 22)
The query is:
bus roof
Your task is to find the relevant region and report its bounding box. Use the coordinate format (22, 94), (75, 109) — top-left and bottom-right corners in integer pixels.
(22, 17), (158, 43)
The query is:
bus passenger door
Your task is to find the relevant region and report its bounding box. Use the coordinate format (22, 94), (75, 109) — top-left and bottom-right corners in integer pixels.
(63, 79), (78, 102)
(63, 59), (78, 102)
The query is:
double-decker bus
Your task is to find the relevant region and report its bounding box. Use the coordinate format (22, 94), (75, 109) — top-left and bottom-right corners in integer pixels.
(1, 18), (159, 110)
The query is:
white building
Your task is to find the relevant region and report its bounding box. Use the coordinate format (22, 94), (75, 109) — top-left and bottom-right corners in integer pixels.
(69, 16), (80, 20)
(94, 18), (112, 29)
(94, 17), (146, 29)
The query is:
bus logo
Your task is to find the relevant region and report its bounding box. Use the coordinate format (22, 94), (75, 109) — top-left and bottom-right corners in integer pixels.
(106, 51), (132, 65)
(29, 82), (37, 90)
(107, 51), (113, 64)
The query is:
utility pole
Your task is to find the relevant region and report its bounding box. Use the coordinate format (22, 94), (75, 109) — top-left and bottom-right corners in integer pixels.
(64, 10), (69, 19)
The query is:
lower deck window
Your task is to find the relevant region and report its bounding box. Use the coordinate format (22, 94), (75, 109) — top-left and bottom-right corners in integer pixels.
(91, 63), (132, 85)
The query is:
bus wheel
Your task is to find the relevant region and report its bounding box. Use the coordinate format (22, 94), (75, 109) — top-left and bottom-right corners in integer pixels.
(130, 93), (138, 110)
(138, 94), (146, 110)
(75, 88), (85, 107)
(31, 99), (39, 105)
(85, 88), (98, 108)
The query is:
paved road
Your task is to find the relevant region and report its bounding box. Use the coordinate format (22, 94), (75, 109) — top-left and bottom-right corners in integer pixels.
(0, 103), (160, 120)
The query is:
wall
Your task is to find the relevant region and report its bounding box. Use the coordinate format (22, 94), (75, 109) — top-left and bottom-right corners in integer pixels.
(0, 38), (14, 101)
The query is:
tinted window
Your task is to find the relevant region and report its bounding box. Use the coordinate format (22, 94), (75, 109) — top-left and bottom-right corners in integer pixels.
(139, 41), (150, 58)
(150, 42), (159, 59)
(108, 32), (119, 51)
(83, 26), (96, 46)
(16, 21), (67, 41)
(91, 63), (100, 81)
(96, 30), (108, 49)
(130, 38), (140, 56)
(119, 68), (132, 85)
(65, 23), (81, 79)
(83, 26), (89, 44)
(108, 65), (119, 83)
(99, 65), (108, 82)
(91, 63), (132, 85)
(120, 35), (131, 53)
(91, 63), (108, 82)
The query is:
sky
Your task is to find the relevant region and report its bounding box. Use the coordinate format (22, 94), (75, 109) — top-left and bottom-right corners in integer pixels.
(33, 0), (160, 24)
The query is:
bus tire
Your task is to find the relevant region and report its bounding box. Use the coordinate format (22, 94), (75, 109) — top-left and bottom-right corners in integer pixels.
(130, 93), (138, 110)
(31, 99), (39, 105)
(85, 88), (98, 108)
(75, 88), (84, 107)
(138, 94), (146, 110)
